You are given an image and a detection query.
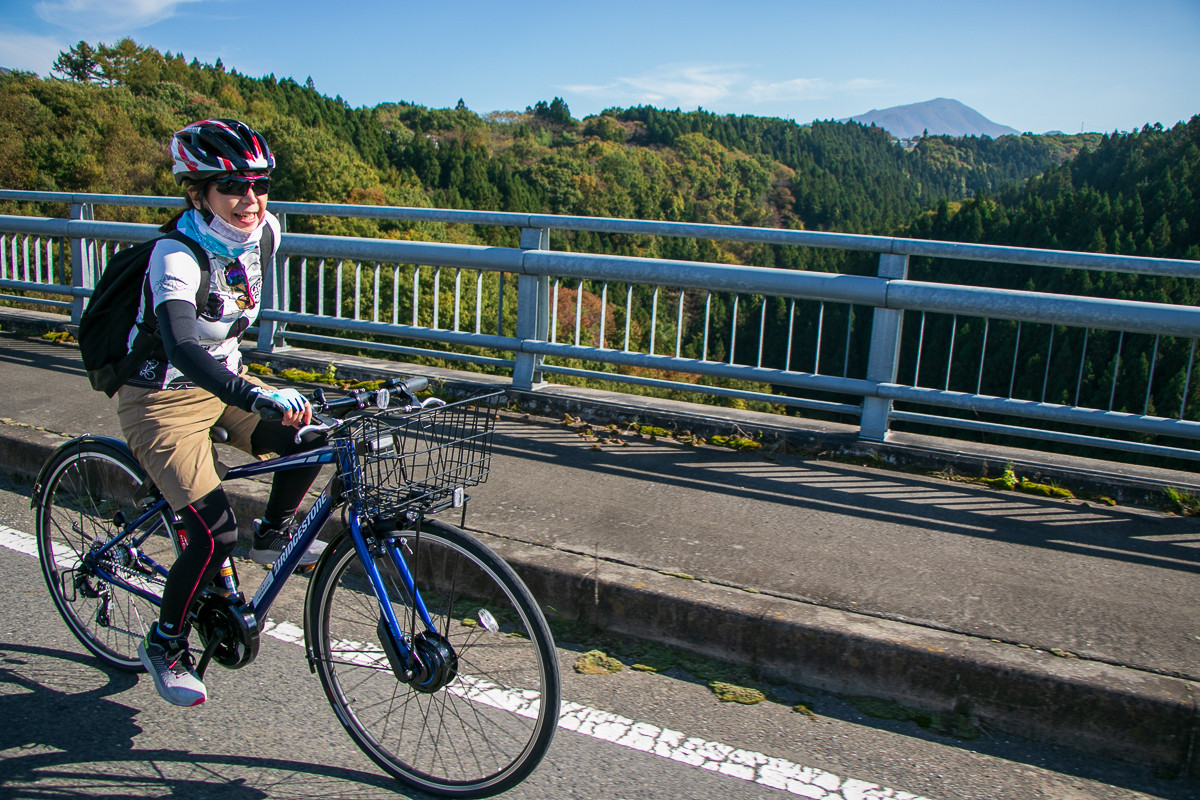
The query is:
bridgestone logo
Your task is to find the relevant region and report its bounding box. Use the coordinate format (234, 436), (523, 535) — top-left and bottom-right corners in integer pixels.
(255, 488), (331, 602)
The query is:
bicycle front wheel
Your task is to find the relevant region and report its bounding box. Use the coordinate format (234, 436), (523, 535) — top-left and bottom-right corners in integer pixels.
(35, 437), (177, 670)
(306, 518), (560, 798)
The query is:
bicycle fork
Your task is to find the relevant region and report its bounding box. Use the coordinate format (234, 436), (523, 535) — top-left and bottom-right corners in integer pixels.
(354, 518), (460, 694)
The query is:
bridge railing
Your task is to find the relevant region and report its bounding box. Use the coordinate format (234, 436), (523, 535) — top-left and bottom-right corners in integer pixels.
(3, 189), (1200, 463)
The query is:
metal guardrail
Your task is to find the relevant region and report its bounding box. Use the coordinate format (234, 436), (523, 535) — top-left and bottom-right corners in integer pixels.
(3, 189), (1200, 463)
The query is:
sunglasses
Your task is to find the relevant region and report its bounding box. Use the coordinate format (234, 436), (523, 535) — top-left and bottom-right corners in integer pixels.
(212, 176), (271, 196)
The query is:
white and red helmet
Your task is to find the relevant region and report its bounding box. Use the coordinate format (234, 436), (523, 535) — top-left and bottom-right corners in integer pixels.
(170, 118), (274, 184)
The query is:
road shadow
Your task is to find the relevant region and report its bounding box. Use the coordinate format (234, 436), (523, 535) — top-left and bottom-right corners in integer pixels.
(6, 640), (1193, 800)
(0, 642), (439, 799)
(480, 416), (1200, 681)
(0, 332), (86, 375)
(488, 418), (1200, 575)
(545, 636), (1197, 799)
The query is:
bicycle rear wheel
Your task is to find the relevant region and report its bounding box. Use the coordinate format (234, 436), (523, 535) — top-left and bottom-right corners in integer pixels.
(34, 437), (178, 670)
(306, 518), (560, 798)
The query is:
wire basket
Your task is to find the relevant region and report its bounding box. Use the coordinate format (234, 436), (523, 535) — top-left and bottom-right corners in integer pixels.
(342, 391), (503, 518)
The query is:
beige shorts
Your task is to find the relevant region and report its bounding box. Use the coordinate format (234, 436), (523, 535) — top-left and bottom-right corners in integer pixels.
(116, 373), (274, 511)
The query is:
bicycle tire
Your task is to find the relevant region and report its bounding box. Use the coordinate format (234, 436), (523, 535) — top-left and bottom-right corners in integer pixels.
(306, 518), (560, 798)
(35, 438), (177, 670)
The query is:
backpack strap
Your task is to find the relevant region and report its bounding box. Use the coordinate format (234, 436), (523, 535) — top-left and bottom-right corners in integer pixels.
(133, 230), (210, 337)
(259, 221), (276, 268)
(169, 229), (211, 311)
(251, 222), (275, 324)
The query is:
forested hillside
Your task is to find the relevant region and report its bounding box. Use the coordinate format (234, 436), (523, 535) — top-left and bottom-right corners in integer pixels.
(906, 115), (1200, 311)
(896, 117), (1200, 447)
(2, 39), (1198, 459)
(1, 38), (1104, 257)
(909, 119), (1200, 263)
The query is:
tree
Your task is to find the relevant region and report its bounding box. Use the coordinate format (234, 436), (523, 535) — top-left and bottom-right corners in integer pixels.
(532, 97), (575, 127)
(583, 114), (625, 143)
(50, 38), (168, 91)
(51, 42), (99, 83)
(101, 38), (166, 92)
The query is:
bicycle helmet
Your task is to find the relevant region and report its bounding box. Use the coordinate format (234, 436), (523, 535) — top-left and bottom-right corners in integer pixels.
(170, 118), (274, 184)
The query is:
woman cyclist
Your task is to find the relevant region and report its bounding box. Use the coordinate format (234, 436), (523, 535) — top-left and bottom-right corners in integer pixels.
(124, 119), (323, 707)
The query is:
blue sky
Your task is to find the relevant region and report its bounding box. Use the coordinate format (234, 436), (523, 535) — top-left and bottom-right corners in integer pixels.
(1, 0), (1196, 135)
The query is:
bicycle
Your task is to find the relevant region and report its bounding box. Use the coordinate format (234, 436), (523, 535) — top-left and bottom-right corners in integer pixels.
(32, 376), (560, 798)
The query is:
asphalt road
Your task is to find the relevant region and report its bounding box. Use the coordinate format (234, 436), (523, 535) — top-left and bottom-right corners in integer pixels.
(2, 330), (1198, 684)
(0, 473), (1190, 800)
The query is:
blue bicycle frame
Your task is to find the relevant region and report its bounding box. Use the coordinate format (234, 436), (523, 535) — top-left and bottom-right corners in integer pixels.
(87, 435), (435, 675)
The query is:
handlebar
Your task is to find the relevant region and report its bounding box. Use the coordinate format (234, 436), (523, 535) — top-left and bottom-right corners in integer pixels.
(289, 376), (443, 442)
(314, 375), (430, 416)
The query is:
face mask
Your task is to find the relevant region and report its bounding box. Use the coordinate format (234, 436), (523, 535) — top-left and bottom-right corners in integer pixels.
(208, 210), (259, 244)
(177, 208), (264, 259)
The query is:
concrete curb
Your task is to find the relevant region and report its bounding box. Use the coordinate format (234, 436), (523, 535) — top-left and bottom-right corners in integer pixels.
(4, 419), (1197, 775)
(483, 533), (1198, 772)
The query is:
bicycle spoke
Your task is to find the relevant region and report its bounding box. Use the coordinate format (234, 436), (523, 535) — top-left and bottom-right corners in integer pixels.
(36, 440), (176, 671)
(308, 521), (559, 797)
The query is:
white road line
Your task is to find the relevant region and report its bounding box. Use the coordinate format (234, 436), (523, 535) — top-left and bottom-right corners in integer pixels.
(2, 522), (932, 800)
(0, 523), (38, 556)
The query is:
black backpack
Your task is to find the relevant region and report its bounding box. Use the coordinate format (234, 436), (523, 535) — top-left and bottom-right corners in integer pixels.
(79, 226), (274, 396)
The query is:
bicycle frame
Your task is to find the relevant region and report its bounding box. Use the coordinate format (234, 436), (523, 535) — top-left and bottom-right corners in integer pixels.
(88, 437), (436, 677)
(38, 386), (557, 796)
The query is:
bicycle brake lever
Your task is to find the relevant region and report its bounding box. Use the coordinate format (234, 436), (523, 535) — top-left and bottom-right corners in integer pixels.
(294, 413), (337, 443)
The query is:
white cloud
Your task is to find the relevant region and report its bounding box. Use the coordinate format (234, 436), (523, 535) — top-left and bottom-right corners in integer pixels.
(623, 63), (745, 108)
(33, 0), (203, 36)
(564, 63), (883, 115)
(842, 78), (885, 93)
(746, 76), (885, 106)
(0, 29), (66, 75)
(746, 77), (829, 104)
(564, 62), (747, 110)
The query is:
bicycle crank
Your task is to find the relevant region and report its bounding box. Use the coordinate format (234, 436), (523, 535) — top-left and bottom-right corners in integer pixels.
(193, 594), (260, 675)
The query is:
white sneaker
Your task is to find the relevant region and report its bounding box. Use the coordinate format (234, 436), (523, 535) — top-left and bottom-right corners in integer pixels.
(137, 624), (206, 707)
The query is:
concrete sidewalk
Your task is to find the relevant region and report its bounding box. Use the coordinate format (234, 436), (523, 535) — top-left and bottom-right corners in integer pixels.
(0, 311), (1197, 776)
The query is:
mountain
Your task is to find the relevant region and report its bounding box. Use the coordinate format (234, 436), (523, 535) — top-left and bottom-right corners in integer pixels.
(843, 98), (1020, 140)
(0, 41), (1100, 246)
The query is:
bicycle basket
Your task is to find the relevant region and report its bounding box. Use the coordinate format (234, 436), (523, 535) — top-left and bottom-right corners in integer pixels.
(345, 391), (503, 518)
